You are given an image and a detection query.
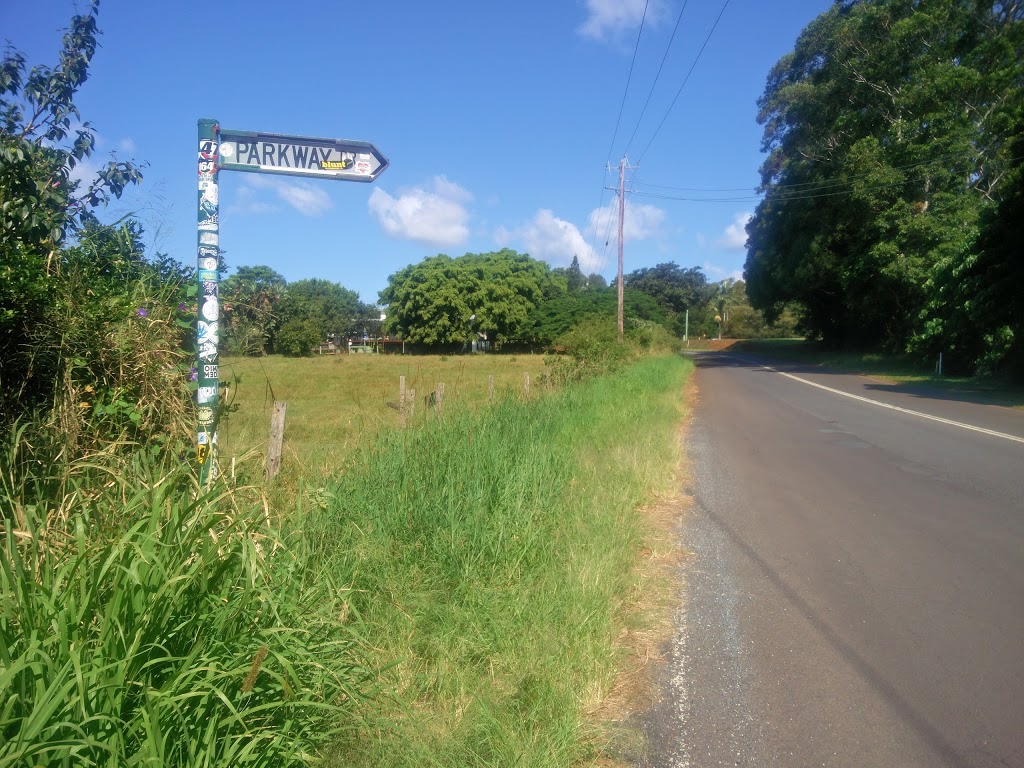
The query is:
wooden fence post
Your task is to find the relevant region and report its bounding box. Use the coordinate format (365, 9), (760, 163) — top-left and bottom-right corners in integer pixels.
(488, 374), (494, 404)
(399, 376), (406, 428)
(434, 382), (445, 414)
(523, 372), (530, 398)
(267, 401), (287, 479)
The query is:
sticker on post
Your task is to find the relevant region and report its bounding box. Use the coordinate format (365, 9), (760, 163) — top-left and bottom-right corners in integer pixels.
(202, 296), (219, 321)
(197, 320), (219, 346)
(198, 140), (218, 161)
(199, 342), (217, 361)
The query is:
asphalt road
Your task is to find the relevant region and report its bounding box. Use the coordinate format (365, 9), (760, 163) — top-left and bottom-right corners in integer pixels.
(640, 352), (1024, 768)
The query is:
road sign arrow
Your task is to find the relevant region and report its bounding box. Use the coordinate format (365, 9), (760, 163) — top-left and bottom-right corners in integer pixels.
(216, 129), (389, 182)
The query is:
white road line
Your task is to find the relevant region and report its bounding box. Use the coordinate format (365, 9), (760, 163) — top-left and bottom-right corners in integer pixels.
(759, 364), (1024, 445)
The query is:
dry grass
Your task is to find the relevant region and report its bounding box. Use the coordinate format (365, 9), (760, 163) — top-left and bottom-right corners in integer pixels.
(217, 353), (549, 478)
(586, 376), (697, 766)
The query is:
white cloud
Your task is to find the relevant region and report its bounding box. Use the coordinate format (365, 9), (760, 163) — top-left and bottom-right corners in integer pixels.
(703, 261), (744, 283)
(497, 198), (665, 273)
(586, 198), (665, 245)
(695, 233), (707, 248)
(579, 0), (667, 41)
(234, 174), (332, 217)
(494, 225), (513, 248)
(117, 138), (137, 154)
(368, 176), (471, 248)
(718, 211), (753, 249)
(513, 210), (600, 271)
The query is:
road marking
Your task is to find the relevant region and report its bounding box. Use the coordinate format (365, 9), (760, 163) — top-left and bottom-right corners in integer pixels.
(759, 364), (1024, 445)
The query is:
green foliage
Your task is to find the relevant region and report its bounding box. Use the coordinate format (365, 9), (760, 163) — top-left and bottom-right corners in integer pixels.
(745, 0), (1023, 373)
(624, 262), (710, 315)
(0, 213), (196, 456)
(551, 254), (587, 293)
(379, 249), (561, 346)
(274, 318), (323, 357)
(220, 265), (287, 356)
(526, 286), (671, 346)
(0, 447), (373, 767)
(0, 1), (150, 423)
(543, 315), (672, 383)
(221, 270), (377, 356)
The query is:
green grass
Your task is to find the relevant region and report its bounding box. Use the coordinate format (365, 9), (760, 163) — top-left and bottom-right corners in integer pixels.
(2, 352), (694, 766)
(0, 447), (374, 767)
(303, 353), (693, 766)
(732, 339), (1024, 409)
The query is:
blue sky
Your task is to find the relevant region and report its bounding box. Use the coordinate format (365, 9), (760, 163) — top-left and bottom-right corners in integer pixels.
(3, 0), (832, 306)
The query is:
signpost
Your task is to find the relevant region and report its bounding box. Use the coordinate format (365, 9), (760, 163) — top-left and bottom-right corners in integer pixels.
(195, 119), (388, 486)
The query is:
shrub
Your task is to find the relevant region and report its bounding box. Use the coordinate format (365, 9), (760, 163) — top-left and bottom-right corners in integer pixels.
(274, 319), (321, 357)
(545, 317), (642, 383)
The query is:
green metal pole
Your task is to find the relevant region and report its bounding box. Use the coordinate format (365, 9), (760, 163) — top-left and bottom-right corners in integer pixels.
(196, 118), (220, 486)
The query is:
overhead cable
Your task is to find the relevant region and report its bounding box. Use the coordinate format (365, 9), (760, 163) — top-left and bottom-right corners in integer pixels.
(605, 0), (651, 163)
(637, 0), (731, 165)
(622, 0), (692, 158)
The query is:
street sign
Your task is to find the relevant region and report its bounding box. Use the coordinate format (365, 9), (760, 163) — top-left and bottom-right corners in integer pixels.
(193, 118), (389, 486)
(217, 129), (388, 182)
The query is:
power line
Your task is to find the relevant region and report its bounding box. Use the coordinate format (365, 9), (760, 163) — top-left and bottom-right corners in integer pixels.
(587, 165), (613, 274)
(637, 0), (730, 165)
(636, 141), (1019, 196)
(631, 165), (1020, 203)
(622, 0), (692, 158)
(605, 0), (651, 163)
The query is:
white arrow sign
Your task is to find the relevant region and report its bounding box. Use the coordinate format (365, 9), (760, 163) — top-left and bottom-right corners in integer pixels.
(217, 129), (388, 182)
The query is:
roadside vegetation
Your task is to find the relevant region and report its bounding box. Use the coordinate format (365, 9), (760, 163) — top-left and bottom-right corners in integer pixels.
(6, 0), (1018, 763)
(745, 0), (1023, 378)
(1, 9), (693, 763)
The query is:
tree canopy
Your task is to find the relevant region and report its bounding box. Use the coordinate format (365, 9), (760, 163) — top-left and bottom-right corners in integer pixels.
(379, 249), (561, 346)
(744, 0), (1023, 374)
(624, 262), (710, 315)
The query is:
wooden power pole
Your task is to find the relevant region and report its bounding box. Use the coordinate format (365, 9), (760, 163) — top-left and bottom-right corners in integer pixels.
(617, 157), (626, 341)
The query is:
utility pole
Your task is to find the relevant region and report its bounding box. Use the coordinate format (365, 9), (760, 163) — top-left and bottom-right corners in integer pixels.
(617, 157), (626, 341)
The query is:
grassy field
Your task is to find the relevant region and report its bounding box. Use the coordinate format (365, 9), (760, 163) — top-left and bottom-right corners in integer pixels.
(4, 351), (693, 766)
(731, 339), (1024, 408)
(219, 353), (550, 481)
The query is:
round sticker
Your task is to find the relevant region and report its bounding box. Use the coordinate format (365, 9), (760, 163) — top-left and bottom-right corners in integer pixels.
(220, 143), (235, 159)
(202, 297), (219, 321)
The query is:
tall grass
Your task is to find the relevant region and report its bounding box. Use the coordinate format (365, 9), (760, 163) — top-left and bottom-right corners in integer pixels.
(0, 445), (374, 767)
(2, 352), (692, 766)
(304, 354), (692, 766)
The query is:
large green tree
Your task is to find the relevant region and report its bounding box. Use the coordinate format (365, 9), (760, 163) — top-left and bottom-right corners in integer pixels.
(624, 262), (711, 316)
(745, 0), (1022, 371)
(220, 266), (286, 355)
(379, 249), (561, 346)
